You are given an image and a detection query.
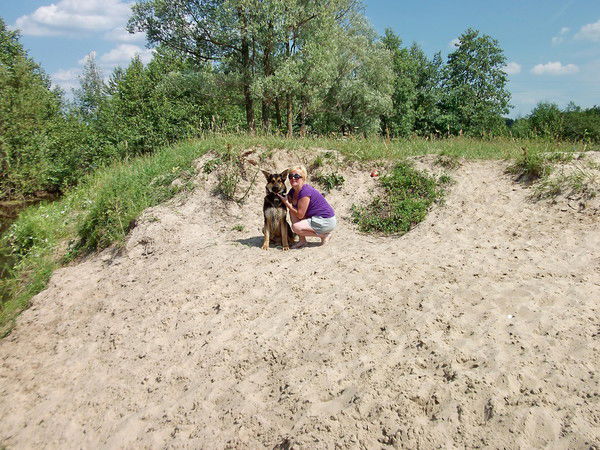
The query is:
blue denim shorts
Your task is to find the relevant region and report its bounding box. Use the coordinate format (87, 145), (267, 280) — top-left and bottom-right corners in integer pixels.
(308, 215), (337, 235)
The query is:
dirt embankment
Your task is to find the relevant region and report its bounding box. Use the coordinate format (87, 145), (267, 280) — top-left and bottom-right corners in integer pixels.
(1, 149), (599, 449)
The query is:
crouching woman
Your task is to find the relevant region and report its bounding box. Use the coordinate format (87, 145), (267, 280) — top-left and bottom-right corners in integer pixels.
(277, 165), (336, 249)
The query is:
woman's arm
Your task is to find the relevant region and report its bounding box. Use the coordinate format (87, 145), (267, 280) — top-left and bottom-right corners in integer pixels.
(280, 195), (310, 220)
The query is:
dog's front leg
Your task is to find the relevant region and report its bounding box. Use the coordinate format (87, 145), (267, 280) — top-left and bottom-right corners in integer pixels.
(261, 225), (270, 250)
(281, 220), (290, 251)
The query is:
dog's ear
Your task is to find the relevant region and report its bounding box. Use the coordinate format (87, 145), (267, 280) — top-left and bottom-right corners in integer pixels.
(261, 169), (271, 180)
(280, 169), (289, 179)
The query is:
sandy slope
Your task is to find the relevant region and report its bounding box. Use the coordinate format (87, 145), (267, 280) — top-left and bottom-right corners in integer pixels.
(1, 150), (599, 449)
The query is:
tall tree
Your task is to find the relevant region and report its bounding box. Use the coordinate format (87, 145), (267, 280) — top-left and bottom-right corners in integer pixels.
(73, 52), (106, 122)
(0, 18), (62, 198)
(128, 0), (361, 135)
(128, 0), (256, 131)
(380, 30), (443, 137)
(313, 15), (393, 135)
(442, 28), (511, 135)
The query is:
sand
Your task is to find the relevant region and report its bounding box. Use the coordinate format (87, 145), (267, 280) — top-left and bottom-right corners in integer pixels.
(1, 149), (599, 449)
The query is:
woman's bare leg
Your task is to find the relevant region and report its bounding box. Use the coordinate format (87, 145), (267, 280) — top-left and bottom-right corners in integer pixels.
(291, 219), (319, 248)
(319, 233), (332, 245)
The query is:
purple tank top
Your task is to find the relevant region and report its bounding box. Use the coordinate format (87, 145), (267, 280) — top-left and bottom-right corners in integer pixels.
(295, 184), (335, 218)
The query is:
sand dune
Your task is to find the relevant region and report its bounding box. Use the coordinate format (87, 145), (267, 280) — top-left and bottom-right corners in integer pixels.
(1, 150), (599, 448)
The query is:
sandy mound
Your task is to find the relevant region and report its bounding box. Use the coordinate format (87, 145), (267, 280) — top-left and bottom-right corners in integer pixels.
(1, 150), (599, 449)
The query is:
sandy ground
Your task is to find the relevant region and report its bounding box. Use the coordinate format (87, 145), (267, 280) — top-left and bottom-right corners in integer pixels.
(1, 149), (599, 449)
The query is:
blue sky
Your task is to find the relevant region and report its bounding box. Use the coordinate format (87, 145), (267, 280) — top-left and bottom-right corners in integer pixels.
(1, 0), (599, 117)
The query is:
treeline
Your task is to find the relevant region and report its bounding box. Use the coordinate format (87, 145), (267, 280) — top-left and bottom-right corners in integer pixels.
(510, 102), (600, 143)
(1, 0), (598, 201)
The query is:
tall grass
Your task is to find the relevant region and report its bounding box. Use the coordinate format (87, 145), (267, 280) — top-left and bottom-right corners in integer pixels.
(1, 139), (210, 335)
(0, 134), (589, 335)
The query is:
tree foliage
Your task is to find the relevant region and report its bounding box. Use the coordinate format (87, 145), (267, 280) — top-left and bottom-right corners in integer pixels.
(0, 18), (81, 198)
(511, 101), (600, 143)
(380, 29), (443, 137)
(5, 3), (600, 202)
(127, 0), (388, 134)
(441, 28), (511, 135)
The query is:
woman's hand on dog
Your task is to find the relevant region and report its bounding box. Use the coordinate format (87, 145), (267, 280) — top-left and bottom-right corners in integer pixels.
(277, 193), (292, 209)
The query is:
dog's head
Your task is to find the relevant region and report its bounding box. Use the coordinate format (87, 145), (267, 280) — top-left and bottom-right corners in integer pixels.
(262, 169), (289, 195)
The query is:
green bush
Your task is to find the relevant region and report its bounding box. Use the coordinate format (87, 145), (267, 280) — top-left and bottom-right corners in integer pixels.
(351, 162), (443, 233)
(312, 173), (345, 192)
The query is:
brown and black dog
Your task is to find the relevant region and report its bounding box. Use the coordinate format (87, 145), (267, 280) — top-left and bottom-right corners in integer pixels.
(261, 169), (295, 250)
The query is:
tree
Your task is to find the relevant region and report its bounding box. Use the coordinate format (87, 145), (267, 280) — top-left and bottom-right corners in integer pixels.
(0, 18), (62, 198)
(528, 102), (563, 138)
(312, 15), (393, 135)
(380, 29), (443, 137)
(442, 28), (511, 135)
(128, 0), (265, 132)
(73, 52), (106, 122)
(128, 0), (361, 135)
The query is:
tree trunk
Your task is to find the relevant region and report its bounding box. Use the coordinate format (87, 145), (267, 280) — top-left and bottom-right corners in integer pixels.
(275, 97), (282, 130)
(286, 94), (293, 138)
(240, 10), (255, 133)
(261, 100), (270, 132)
(261, 28), (273, 132)
(300, 96), (307, 137)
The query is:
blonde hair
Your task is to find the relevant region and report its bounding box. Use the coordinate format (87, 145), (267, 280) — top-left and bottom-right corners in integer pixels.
(288, 165), (308, 181)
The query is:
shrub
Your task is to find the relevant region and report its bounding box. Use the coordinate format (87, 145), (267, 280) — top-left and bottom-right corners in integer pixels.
(434, 151), (461, 169)
(312, 173), (345, 192)
(351, 162), (443, 233)
(506, 147), (552, 183)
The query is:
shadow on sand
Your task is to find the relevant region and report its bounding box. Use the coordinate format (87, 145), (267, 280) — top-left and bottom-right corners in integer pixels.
(236, 236), (320, 249)
(236, 236), (264, 248)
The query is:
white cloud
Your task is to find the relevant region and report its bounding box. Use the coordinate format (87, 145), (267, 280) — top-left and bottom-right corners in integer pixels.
(502, 62), (522, 75)
(575, 19), (600, 42)
(51, 68), (81, 93)
(449, 38), (460, 49)
(104, 27), (146, 43)
(531, 61), (579, 75)
(51, 45), (154, 94)
(99, 44), (154, 66)
(551, 26), (571, 45)
(14, 0), (131, 36)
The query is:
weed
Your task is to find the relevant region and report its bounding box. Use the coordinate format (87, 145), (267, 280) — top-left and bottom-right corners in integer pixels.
(351, 162), (443, 234)
(533, 166), (598, 200)
(506, 147), (552, 183)
(544, 152), (575, 164)
(434, 151), (461, 169)
(215, 172), (239, 200)
(211, 145), (246, 201)
(311, 155), (324, 170)
(438, 174), (454, 185)
(202, 158), (222, 174)
(312, 173), (345, 193)
(231, 224), (245, 232)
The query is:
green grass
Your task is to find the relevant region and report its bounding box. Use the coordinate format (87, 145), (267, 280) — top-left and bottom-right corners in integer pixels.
(506, 147), (553, 183)
(532, 165), (599, 200)
(0, 139), (212, 335)
(0, 133), (593, 335)
(351, 162), (444, 234)
(312, 173), (345, 193)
